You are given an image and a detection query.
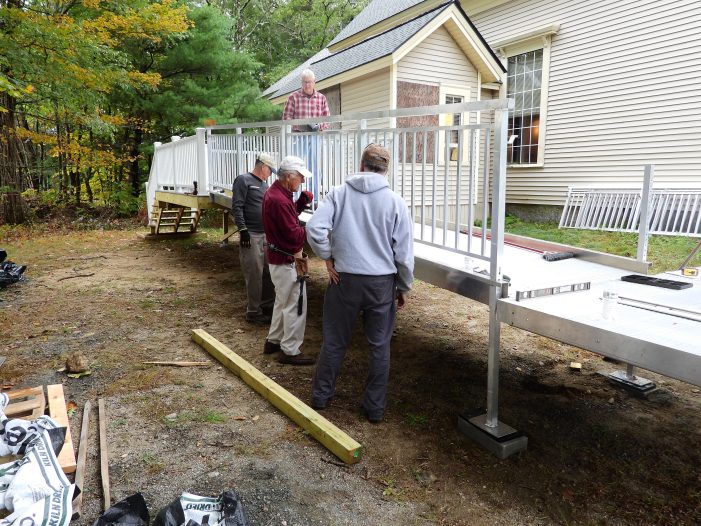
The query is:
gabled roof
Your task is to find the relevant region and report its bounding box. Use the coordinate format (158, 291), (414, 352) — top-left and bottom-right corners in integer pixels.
(262, 48), (330, 98)
(265, 1), (505, 104)
(266, 5), (449, 101)
(328, 0), (429, 48)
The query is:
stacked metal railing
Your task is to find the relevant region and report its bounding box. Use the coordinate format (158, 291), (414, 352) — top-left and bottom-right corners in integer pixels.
(560, 187), (701, 237)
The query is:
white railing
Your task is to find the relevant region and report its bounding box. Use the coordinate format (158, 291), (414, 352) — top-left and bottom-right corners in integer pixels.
(146, 100), (512, 265)
(561, 187), (701, 237)
(145, 131), (206, 220)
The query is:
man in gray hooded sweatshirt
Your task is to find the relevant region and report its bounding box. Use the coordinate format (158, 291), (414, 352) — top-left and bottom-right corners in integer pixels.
(306, 143), (414, 423)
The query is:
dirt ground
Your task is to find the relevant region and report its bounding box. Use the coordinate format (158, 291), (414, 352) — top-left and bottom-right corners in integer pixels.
(1, 227), (700, 526)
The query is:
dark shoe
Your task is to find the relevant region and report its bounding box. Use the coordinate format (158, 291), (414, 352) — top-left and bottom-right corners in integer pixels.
(278, 352), (315, 366)
(246, 312), (271, 325)
(311, 396), (332, 410)
(360, 406), (383, 424)
(263, 340), (281, 355)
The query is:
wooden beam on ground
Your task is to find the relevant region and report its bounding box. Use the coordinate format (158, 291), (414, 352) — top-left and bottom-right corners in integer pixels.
(72, 401), (91, 520)
(191, 329), (363, 464)
(47, 384), (77, 473)
(98, 398), (111, 512)
(142, 361), (210, 367)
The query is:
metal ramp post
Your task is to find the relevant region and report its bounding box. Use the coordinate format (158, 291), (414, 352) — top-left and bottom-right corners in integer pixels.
(636, 164), (654, 263)
(457, 105), (528, 459)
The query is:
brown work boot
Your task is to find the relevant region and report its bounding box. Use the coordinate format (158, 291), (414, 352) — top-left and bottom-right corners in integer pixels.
(263, 340), (281, 354)
(278, 352), (315, 366)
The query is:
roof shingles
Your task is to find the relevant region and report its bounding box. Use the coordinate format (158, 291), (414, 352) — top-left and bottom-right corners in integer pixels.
(267, 4), (448, 99)
(328, 0), (430, 47)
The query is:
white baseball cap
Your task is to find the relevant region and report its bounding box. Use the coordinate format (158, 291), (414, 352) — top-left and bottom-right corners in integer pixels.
(279, 155), (313, 179)
(256, 153), (277, 174)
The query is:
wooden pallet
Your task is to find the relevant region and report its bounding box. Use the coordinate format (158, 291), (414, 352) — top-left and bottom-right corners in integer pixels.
(1, 385), (77, 473)
(5, 386), (45, 419)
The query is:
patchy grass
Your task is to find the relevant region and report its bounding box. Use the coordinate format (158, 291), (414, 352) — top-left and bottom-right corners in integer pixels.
(504, 215), (701, 273)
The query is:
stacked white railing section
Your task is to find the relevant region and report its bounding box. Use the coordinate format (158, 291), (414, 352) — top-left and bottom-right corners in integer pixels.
(560, 187), (701, 237)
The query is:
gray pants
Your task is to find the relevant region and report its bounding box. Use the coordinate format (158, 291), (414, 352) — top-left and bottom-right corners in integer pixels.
(312, 273), (396, 419)
(239, 232), (274, 315)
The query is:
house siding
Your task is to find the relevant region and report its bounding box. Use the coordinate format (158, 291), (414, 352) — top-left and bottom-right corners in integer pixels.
(469, 0), (701, 205)
(340, 67), (391, 128)
(397, 25), (479, 101)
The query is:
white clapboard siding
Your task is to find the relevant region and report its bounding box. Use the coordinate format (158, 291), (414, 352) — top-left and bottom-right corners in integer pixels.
(397, 26), (479, 96)
(468, 0), (701, 205)
(341, 68), (391, 129)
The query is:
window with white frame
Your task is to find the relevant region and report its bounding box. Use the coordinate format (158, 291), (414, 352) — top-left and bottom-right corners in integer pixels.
(445, 94), (464, 161)
(506, 49), (542, 165)
(495, 24), (559, 167)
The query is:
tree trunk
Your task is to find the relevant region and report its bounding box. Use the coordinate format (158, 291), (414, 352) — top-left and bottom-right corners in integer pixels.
(129, 126), (143, 196)
(85, 168), (94, 202)
(0, 91), (29, 224)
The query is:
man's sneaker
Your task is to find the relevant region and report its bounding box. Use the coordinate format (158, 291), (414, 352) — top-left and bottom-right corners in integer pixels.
(278, 352), (315, 366)
(263, 340), (281, 355)
(246, 312), (271, 325)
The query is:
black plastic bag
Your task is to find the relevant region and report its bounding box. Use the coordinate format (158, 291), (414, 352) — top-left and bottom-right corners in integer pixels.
(154, 491), (248, 526)
(92, 493), (150, 526)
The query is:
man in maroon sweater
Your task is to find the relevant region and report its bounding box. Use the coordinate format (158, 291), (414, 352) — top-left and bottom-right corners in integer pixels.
(262, 156), (315, 365)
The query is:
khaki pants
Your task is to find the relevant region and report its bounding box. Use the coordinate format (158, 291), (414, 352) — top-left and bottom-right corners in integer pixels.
(239, 232), (274, 316)
(267, 263), (307, 356)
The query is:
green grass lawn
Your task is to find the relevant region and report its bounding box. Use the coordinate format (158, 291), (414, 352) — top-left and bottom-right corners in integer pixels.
(503, 215), (701, 274)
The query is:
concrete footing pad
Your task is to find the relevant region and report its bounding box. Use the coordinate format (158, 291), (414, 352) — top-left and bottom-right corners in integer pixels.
(458, 412), (528, 459)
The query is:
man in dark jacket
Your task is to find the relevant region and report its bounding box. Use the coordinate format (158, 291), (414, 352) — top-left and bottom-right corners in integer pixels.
(262, 156), (315, 365)
(231, 153), (276, 325)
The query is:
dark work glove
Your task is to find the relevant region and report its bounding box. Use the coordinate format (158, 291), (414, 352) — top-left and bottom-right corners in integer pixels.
(299, 191), (314, 208)
(239, 229), (251, 248)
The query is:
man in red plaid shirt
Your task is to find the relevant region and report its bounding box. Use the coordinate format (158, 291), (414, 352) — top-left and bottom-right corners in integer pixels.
(282, 69), (330, 132)
(283, 69), (330, 200)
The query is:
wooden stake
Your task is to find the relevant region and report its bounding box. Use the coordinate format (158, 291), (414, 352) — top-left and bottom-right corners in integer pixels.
(72, 401), (91, 520)
(191, 329), (363, 464)
(98, 398), (111, 512)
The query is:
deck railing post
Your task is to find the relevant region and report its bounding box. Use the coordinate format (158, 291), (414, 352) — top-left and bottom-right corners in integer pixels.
(195, 128), (207, 194)
(636, 164), (654, 263)
(486, 107), (509, 428)
(357, 119), (367, 169)
(280, 125), (288, 160)
(235, 127), (243, 179)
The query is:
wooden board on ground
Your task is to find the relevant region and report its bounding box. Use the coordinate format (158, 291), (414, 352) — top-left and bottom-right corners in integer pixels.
(5, 386), (45, 419)
(47, 384), (77, 473)
(191, 329), (363, 464)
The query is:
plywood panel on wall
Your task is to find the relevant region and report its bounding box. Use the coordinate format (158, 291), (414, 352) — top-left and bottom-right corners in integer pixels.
(396, 81), (439, 163)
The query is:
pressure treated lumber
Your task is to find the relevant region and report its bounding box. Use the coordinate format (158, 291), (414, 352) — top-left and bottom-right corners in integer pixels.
(47, 384), (77, 473)
(191, 329), (363, 464)
(142, 361), (210, 367)
(98, 398), (111, 512)
(72, 401), (91, 520)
